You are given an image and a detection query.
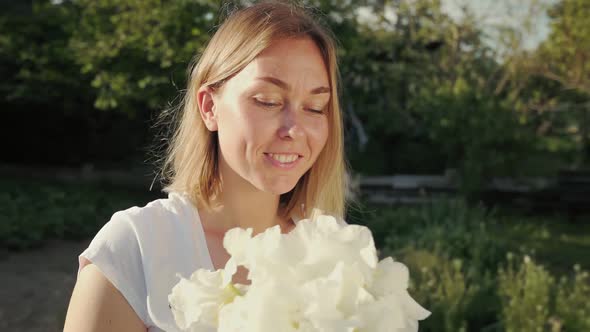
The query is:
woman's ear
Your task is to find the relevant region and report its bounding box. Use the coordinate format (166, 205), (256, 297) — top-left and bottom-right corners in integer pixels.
(197, 86), (218, 131)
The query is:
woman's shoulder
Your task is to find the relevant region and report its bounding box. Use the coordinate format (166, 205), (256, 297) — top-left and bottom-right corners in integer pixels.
(78, 192), (208, 330)
(115, 191), (197, 227)
(81, 191), (203, 277)
(82, 191), (198, 260)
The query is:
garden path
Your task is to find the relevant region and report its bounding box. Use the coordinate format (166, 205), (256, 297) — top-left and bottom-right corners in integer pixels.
(0, 239), (89, 332)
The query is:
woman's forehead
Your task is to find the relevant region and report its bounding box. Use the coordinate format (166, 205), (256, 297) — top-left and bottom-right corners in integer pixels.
(238, 39), (330, 89)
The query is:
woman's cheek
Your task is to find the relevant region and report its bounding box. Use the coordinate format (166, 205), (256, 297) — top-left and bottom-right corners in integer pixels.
(307, 117), (329, 152)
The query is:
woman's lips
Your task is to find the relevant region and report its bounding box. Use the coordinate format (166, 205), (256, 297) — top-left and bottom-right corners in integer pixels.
(264, 153), (302, 169)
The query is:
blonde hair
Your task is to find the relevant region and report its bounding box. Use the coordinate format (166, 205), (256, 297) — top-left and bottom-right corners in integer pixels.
(161, 1), (348, 219)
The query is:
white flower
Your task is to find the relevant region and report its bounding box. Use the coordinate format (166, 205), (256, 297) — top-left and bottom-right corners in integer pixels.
(355, 290), (431, 332)
(370, 257), (409, 295)
(218, 280), (301, 332)
(169, 213), (430, 332)
(298, 261), (371, 331)
(355, 294), (407, 332)
(358, 256), (431, 331)
(168, 259), (238, 331)
(223, 224), (294, 283)
(285, 215), (378, 285)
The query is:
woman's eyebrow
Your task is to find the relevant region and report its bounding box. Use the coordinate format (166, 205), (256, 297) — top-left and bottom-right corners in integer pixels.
(256, 76), (330, 94)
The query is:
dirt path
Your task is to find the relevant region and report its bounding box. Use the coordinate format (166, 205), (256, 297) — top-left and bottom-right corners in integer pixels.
(0, 239), (90, 332)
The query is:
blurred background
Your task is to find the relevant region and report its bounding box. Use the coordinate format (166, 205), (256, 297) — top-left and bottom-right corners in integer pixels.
(1, 0), (589, 331)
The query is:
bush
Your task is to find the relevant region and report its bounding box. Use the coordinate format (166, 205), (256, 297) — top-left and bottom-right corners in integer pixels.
(392, 248), (500, 331)
(0, 178), (160, 250)
(498, 255), (554, 332)
(355, 199), (590, 332)
(351, 199), (505, 331)
(379, 199), (506, 273)
(555, 265), (590, 331)
(498, 256), (590, 332)
(420, 79), (546, 196)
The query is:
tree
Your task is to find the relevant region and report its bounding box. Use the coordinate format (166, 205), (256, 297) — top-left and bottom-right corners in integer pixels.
(0, 0), (88, 110)
(537, 0), (590, 95)
(534, 0), (590, 165)
(68, 0), (219, 114)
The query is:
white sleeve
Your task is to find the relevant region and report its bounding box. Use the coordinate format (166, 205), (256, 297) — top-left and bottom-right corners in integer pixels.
(78, 210), (149, 325)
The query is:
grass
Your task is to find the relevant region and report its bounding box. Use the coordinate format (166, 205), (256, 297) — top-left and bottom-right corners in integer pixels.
(349, 200), (590, 277)
(3, 175), (589, 275)
(493, 213), (590, 275)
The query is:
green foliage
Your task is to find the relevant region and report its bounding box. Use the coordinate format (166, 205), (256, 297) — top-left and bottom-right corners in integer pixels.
(555, 265), (590, 331)
(500, 0), (590, 167)
(413, 79), (537, 196)
(538, 0), (590, 95)
(3, 179), (590, 332)
(0, 1), (88, 108)
(68, 0), (219, 113)
(336, 0), (547, 189)
(374, 199), (506, 273)
(0, 0), (586, 184)
(350, 200), (505, 331)
(0, 178), (158, 250)
(404, 253), (487, 332)
(498, 255), (554, 332)
(352, 199), (590, 332)
(498, 256), (590, 332)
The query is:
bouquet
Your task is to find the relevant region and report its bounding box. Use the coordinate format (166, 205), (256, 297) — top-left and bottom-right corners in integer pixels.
(168, 214), (430, 331)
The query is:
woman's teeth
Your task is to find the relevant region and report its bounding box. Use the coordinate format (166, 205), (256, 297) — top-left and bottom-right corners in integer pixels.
(268, 153), (299, 163)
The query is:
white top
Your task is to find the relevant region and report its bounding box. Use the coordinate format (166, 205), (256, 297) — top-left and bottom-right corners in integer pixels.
(77, 192), (216, 332)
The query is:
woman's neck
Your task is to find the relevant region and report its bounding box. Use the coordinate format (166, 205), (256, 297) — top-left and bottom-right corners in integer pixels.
(198, 161), (293, 236)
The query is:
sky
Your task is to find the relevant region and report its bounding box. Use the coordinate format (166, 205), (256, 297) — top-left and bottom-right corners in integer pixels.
(440, 0), (557, 50)
(357, 0), (556, 52)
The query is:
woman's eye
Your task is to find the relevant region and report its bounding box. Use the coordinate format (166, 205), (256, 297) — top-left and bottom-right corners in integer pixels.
(254, 98), (282, 108)
(307, 108), (325, 114)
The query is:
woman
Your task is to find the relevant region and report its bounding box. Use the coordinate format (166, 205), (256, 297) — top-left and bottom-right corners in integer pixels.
(63, 1), (348, 331)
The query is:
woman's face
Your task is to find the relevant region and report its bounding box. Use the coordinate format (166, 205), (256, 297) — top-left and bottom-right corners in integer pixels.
(202, 38), (330, 195)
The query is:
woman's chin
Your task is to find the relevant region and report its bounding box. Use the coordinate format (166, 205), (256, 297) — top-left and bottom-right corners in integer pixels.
(256, 180), (299, 196)
(270, 185), (298, 196)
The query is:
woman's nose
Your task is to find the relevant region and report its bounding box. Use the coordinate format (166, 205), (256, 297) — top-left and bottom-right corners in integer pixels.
(278, 107), (304, 140)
